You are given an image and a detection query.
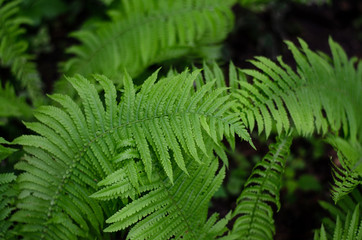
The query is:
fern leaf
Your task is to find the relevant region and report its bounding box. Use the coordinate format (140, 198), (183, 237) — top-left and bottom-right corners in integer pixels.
(325, 137), (362, 202)
(330, 162), (361, 203)
(61, 0), (236, 81)
(233, 38), (362, 141)
(315, 205), (362, 240)
(94, 154), (227, 240)
(0, 139), (17, 239)
(13, 67), (249, 239)
(0, 0), (43, 105)
(319, 186), (362, 238)
(223, 135), (292, 240)
(0, 172), (17, 239)
(0, 137), (17, 161)
(0, 83), (32, 124)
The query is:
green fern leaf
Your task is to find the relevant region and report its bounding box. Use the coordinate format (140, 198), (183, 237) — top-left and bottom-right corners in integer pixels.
(223, 135), (292, 240)
(233, 38), (362, 141)
(0, 0), (43, 106)
(315, 205), (362, 240)
(0, 140), (17, 239)
(325, 137), (362, 202)
(0, 137), (17, 161)
(0, 83), (32, 124)
(319, 186), (362, 238)
(61, 0), (236, 81)
(12, 67), (249, 239)
(94, 153), (227, 240)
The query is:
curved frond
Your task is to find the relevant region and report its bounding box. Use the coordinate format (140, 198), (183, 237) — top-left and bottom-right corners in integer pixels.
(61, 0), (236, 80)
(222, 135), (292, 240)
(12, 68), (249, 239)
(232, 38), (362, 141)
(0, 0), (43, 105)
(325, 137), (362, 202)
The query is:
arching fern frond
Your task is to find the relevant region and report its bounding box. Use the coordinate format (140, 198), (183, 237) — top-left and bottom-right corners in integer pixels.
(330, 164), (361, 204)
(12, 68), (249, 239)
(315, 205), (362, 240)
(93, 153), (229, 239)
(61, 0), (236, 80)
(232, 38), (362, 140)
(222, 135), (292, 240)
(0, 0), (43, 106)
(324, 136), (362, 202)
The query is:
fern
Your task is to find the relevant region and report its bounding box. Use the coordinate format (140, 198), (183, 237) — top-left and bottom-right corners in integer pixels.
(92, 151), (229, 239)
(0, 82), (33, 125)
(330, 163), (361, 204)
(1, 2), (360, 236)
(222, 135), (292, 240)
(12, 68), (250, 239)
(0, 138), (17, 239)
(0, 137), (16, 161)
(319, 186), (362, 238)
(0, 172), (17, 239)
(315, 205), (362, 240)
(0, 0), (43, 106)
(232, 38), (362, 141)
(327, 139), (361, 203)
(61, 0), (236, 80)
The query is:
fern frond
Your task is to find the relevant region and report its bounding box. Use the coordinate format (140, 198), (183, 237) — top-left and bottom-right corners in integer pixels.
(222, 135), (292, 240)
(0, 82), (33, 124)
(12, 68), (249, 239)
(315, 205), (362, 240)
(0, 0), (43, 106)
(0, 172), (17, 239)
(61, 0), (236, 80)
(0, 138), (17, 239)
(330, 164), (361, 204)
(233, 38), (362, 140)
(0, 137), (17, 160)
(319, 185), (362, 238)
(325, 137), (362, 202)
(93, 153), (228, 240)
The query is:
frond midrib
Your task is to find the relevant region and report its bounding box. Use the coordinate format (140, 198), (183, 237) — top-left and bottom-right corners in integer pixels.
(243, 137), (287, 238)
(155, 165), (197, 239)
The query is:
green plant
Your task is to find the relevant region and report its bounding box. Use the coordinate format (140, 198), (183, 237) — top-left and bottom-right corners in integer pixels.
(60, 0), (235, 80)
(0, 0), (43, 106)
(1, 0), (361, 239)
(318, 186), (362, 239)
